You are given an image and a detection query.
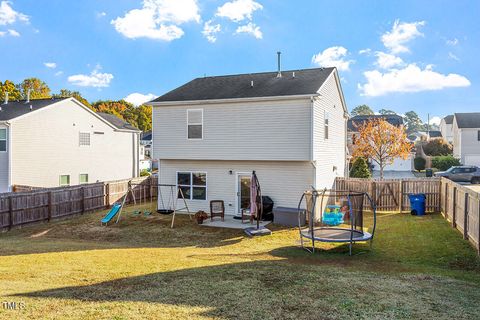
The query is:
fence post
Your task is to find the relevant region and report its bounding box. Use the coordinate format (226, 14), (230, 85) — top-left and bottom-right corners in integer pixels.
(478, 198), (480, 255)
(398, 180), (403, 212)
(47, 191), (52, 222)
(8, 196), (13, 230)
(371, 181), (376, 211)
(81, 187), (85, 214)
(444, 182), (448, 217)
(463, 193), (468, 240)
(452, 187), (457, 228)
(105, 183), (110, 208)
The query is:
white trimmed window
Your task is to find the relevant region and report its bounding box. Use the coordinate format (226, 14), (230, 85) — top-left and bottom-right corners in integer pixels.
(187, 109), (203, 140)
(59, 175), (70, 186)
(79, 174), (88, 184)
(0, 128), (6, 152)
(324, 112), (329, 139)
(79, 132), (90, 146)
(177, 172), (207, 200)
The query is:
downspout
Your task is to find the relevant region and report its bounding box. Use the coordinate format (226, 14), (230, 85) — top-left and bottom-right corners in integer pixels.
(137, 132), (140, 176)
(132, 133), (136, 178)
(5, 122), (11, 191)
(310, 96), (316, 189)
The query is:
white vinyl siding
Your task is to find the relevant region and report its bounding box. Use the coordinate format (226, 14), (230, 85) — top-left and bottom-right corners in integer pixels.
(313, 72), (347, 189)
(187, 109), (203, 140)
(160, 159), (314, 215)
(153, 98), (312, 161)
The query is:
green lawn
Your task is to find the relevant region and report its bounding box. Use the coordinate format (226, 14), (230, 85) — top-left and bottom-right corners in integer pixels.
(1, 204), (479, 320)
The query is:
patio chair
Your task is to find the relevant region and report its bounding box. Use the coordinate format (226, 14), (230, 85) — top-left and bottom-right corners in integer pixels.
(210, 200), (225, 221)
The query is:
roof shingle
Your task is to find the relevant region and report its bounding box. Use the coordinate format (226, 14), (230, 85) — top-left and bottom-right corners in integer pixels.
(454, 113), (480, 128)
(0, 98), (68, 121)
(152, 67), (335, 103)
(347, 114), (404, 131)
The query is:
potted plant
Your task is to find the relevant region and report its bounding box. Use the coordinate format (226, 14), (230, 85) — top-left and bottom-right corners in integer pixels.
(194, 210), (208, 224)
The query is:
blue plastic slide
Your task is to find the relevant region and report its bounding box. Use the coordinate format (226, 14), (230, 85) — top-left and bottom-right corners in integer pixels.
(101, 203), (122, 225)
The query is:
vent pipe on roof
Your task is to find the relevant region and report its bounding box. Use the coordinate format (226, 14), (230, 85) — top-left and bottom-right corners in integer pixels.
(26, 89), (31, 103)
(276, 51), (282, 78)
(29, 104), (33, 111)
(292, 71), (295, 78)
(251, 80), (254, 87)
(3, 92), (8, 105)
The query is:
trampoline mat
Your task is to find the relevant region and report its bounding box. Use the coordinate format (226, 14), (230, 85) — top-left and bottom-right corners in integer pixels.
(301, 227), (372, 242)
(157, 209), (174, 215)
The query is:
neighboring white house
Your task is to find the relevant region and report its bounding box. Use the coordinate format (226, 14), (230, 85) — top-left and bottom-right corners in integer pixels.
(0, 97), (141, 192)
(452, 113), (480, 166)
(440, 115), (454, 144)
(151, 67), (348, 215)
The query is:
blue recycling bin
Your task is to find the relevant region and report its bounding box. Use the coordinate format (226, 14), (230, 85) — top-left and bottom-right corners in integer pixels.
(408, 194), (426, 216)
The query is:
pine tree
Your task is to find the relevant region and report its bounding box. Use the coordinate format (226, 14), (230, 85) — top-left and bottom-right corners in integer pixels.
(350, 157), (371, 178)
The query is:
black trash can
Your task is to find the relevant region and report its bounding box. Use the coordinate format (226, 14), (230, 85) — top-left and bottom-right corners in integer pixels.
(425, 168), (433, 177)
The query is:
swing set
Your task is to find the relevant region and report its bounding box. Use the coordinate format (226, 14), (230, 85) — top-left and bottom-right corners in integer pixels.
(102, 181), (192, 228)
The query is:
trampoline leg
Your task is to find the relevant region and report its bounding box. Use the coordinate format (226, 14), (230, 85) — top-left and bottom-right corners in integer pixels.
(170, 212), (175, 228)
(349, 242), (352, 256)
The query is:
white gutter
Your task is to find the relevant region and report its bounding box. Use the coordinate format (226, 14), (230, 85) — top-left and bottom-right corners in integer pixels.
(150, 94), (319, 107)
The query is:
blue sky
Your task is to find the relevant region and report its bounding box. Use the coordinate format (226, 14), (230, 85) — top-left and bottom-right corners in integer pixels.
(0, 0), (479, 124)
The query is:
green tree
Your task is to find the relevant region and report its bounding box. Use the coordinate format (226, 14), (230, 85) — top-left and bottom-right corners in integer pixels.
(378, 109), (397, 115)
(404, 111), (424, 133)
(350, 157), (371, 178)
(91, 100), (152, 132)
(16, 78), (51, 99)
(0, 80), (22, 101)
(351, 104), (374, 117)
(53, 89), (92, 109)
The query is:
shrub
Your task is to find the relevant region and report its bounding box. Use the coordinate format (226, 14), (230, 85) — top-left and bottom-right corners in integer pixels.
(414, 157), (426, 171)
(350, 157), (371, 178)
(422, 139), (453, 156)
(140, 169), (151, 177)
(431, 155), (461, 171)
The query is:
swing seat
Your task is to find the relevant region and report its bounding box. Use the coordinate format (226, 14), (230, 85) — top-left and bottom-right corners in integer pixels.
(157, 209), (174, 215)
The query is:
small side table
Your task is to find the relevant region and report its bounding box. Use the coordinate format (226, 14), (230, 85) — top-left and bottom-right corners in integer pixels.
(241, 209), (254, 224)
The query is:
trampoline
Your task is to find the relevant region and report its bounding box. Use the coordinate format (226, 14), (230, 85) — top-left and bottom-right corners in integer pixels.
(297, 189), (376, 255)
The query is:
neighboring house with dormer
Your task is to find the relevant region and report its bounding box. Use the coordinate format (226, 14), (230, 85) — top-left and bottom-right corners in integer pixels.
(453, 113), (480, 166)
(0, 97), (141, 192)
(151, 67), (348, 215)
(440, 115), (454, 144)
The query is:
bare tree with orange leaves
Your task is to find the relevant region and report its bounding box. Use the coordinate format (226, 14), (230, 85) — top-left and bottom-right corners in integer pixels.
(352, 118), (412, 179)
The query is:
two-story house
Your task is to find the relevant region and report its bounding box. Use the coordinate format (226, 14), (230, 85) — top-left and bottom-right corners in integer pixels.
(0, 97), (141, 192)
(453, 112), (480, 166)
(440, 115), (454, 144)
(151, 67), (348, 216)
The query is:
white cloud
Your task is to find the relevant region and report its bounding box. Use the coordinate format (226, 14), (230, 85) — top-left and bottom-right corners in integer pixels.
(381, 20), (425, 54)
(202, 20), (221, 43)
(111, 0), (200, 41)
(358, 48), (371, 55)
(54, 71), (63, 76)
(448, 52), (459, 61)
(235, 22), (262, 39)
(375, 51), (403, 69)
(429, 116), (441, 126)
(68, 65), (113, 88)
(446, 38), (458, 46)
(311, 46), (354, 71)
(216, 0), (262, 22)
(359, 64), (470, 97)
(0, 1), (28, 25)
(6, 28), (18, 36)
(44, 62), (57, 69)
(96, 11), (107, 18)
(124, 93), (157, 106)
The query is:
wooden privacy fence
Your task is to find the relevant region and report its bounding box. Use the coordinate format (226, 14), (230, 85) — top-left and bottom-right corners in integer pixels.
(1, 176), (158, 231)
(440, 178), (480, 254)
(335, 177), (441, 212)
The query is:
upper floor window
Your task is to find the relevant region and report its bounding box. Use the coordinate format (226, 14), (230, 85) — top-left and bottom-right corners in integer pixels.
(187, 109), (203, 140)
(59, 175), (70, 186)
(79, 132), (90, 146)
(79, 174), (88, 184)
(324, 112), (329, 140)
(0, 128), (6, 152)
